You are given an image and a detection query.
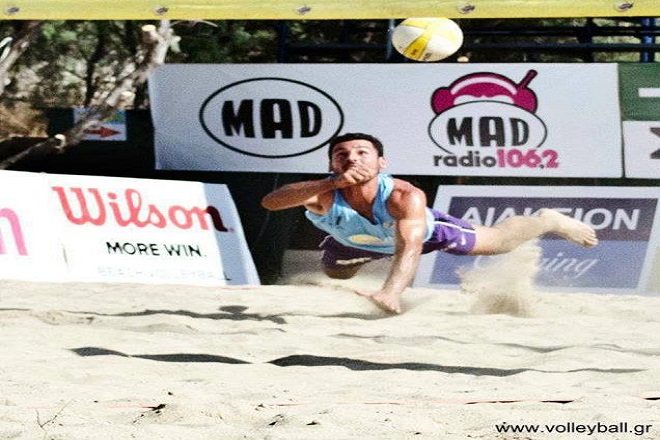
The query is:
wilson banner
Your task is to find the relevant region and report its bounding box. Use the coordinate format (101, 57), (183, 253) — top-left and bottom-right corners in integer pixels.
(0, 171), (259, 286)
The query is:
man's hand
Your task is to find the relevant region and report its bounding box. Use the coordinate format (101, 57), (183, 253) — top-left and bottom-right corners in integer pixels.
(333, 164), (377, 188)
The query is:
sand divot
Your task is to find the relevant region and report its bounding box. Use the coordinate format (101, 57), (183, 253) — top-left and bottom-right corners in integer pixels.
(459, 240), (541, 317)
(284, 272), (360, 292)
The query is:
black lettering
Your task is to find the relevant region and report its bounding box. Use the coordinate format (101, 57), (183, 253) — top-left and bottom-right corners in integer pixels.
(222, 100), (255, 137)
(651, 127), (660, 159)
(482, 156), (497, 167)
(447, 118), (473, 146)
(261, 99), (293, 139)
(459, 151), (475, 166)
(187, 244), (202, 257)
(106, 242), (122, 254)
(444, 155), (458, 166)
(510, 118), (529, 146)
(298, 101), (322, 137)
(106, 242), (160, 256)
(479, 117), (505, 147)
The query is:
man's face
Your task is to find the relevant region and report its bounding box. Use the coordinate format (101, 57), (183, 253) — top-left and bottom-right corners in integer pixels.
(329, 139), (386, 175)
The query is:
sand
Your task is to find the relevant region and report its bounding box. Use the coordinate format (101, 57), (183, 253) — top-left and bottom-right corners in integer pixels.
(1, 243), (659, 439)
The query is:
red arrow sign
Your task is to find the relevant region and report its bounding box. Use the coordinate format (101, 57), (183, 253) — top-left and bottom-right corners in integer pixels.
(85, 126), (121, 138)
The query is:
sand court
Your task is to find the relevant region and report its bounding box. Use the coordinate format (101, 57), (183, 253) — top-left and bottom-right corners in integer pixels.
(1, 244), (659, 439)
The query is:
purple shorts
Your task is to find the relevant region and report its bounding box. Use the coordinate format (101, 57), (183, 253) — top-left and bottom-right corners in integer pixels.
(320, 209), (476, 270)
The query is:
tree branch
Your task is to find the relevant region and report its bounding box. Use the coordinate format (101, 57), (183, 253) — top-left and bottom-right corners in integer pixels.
(0, 20), (178, 170)
(0, 21), (43, 96)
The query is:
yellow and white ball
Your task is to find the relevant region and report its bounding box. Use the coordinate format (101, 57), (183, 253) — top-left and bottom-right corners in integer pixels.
(391, 17), (464, 62)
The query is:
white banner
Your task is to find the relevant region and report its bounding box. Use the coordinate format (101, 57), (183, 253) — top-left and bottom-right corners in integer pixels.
(0, 171), (259, 286)
(618, 64), (660, 179)
(623, 121), (660, 179)
(0, 171), (68, 281)
(150, 63), (622, 177)
(415, 185), (660, 296)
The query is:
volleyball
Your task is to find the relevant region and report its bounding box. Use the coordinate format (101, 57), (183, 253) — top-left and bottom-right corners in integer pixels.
(391, 18), (464, 62)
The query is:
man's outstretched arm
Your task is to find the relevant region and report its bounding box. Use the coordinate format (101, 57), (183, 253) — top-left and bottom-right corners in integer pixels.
(261, 164), (377, 212)
(356, 183), (428, 314)
(260, 178), (336, 212)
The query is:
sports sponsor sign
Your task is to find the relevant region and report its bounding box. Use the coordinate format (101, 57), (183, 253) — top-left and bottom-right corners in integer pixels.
(198, 77), (343, 158)
(619, 64), (660, 179)
(0, 170), (259, 286)
(415, 186), (660, 296)
(150, 64), (622, 177)
(0, 171), (68, 281)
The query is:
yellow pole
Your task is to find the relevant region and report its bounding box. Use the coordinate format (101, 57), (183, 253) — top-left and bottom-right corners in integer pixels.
(0, 0), (657, 20)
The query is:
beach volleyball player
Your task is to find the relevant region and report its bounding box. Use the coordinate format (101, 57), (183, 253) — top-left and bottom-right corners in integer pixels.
(261, 133), (598, 314)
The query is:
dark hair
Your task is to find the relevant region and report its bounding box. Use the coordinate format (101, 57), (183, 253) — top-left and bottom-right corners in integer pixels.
(328, 132), (384, 159)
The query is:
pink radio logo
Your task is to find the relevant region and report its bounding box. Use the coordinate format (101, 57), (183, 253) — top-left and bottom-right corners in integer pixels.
(0, 208), (27, 256)
(428, 70), (559, 170)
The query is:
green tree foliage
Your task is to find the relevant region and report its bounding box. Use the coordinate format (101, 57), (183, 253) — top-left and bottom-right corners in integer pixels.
(0, 20), (281, 110)
(282, 20), (392, 62)
(0, 17), (654, 112)
(458, 18), (645, 63)
(5, 21), (152, 107)
(169, 20), (279, 63)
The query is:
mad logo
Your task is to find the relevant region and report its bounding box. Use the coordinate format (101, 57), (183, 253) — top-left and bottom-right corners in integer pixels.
(199, 78), (344, 158)
(428, 70), (548, 160)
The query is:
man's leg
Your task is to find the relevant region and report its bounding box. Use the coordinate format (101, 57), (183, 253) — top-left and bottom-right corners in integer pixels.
(470, 208), (598, 256)
(319, 236), (389, 279)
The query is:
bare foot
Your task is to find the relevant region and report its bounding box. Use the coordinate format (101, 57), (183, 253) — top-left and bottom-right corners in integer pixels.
(540, 209), (599, 248)
(355, 290), (402, 314)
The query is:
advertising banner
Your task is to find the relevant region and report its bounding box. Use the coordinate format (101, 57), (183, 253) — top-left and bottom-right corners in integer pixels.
(0, 171), (68, 281)
(415, 186), (660, 296)
(150, 63), (622, 177)
(0, 171), (259, 286)
(619, 64), (660, 179)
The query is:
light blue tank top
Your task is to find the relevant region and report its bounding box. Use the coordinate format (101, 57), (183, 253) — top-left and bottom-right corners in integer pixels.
(305, 174), (434, 254)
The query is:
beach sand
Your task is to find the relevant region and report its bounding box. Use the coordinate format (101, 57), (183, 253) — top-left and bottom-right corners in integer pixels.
(1, 243), (659, 439)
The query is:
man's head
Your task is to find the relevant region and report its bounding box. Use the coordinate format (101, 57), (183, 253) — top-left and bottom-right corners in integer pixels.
(328, 133), (384, 160)
(327, 132), (387, 177)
